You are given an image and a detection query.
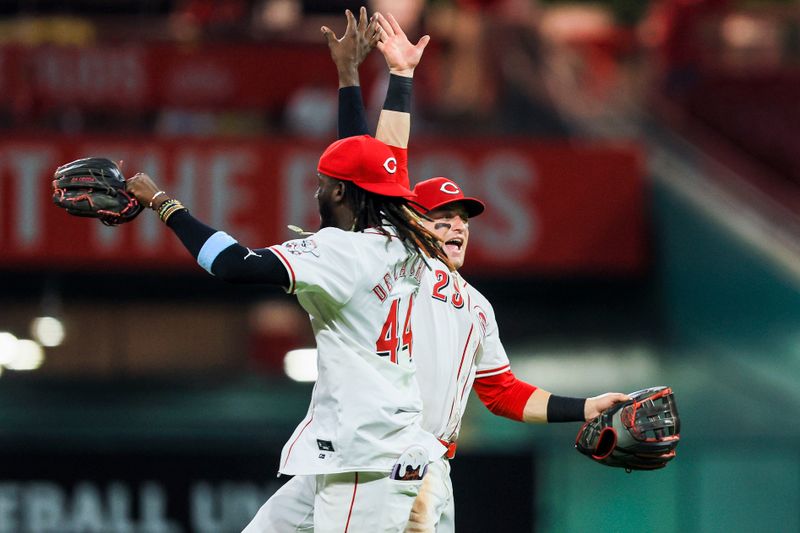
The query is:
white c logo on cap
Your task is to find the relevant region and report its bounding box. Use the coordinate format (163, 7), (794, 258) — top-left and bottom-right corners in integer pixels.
(383, 157), (397, 174)
(440, 182), (460, 195)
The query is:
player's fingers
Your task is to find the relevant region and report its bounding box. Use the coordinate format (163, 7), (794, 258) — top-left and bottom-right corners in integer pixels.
(127, 172), (150, 187)
(375, 12), (395, 37)
(369, 30), (381, 48)
(367, 15), (379, 36)
(368, 27), (379, 45)
(358, 6), (367, 31)
(386, 13), (405, 37)
(321, 26), (337, 45)
(605, 392), (628, 401)
(415, 35), (430, 52)
(345, 8), (356, 34)
(376, 40), (385, 53)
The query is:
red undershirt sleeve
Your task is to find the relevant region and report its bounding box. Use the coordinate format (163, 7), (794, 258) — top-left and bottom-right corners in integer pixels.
(473, 370), (537, 422)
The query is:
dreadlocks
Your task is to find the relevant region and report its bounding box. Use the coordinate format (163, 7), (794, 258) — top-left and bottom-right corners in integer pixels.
(342, 181), (452, 270)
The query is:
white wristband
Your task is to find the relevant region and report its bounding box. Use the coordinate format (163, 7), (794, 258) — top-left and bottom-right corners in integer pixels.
(149, 190), (166, 209)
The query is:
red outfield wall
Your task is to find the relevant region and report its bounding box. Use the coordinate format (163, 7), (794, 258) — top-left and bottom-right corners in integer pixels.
(0, 137), (646, 276)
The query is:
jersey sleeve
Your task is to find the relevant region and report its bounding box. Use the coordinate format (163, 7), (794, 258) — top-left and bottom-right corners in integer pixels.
(376, 74), (411, 189)
(474, 301), (512, 379)
(472, 370), (536, 421)
(268, 228), (361, 303)
(338, 86), (369, 139)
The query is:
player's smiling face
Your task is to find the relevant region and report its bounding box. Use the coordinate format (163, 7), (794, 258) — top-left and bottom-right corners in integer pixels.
(422, 204), (470, 270)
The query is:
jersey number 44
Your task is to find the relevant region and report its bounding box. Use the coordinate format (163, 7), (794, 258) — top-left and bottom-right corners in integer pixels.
(376, 294), (414, 365)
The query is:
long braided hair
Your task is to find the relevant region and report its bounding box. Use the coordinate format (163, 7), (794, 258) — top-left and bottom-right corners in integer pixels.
(342, 181), (452, 269)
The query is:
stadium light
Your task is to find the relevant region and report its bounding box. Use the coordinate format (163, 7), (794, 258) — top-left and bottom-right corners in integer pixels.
(31, 316), (65, 347)
(0, 332), (18, 366)
(5, 339), (44, 371)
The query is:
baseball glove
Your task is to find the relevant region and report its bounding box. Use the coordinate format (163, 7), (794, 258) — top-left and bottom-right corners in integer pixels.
(52, 157), (142, 226)
(575, 386), (680, 472)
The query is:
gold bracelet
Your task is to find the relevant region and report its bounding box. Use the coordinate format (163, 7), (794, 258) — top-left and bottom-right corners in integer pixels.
(158, 199), (186, 223)
(162, 206), (186, 224)
(160, 202), (182, 221)
(157, 199), (179, 219)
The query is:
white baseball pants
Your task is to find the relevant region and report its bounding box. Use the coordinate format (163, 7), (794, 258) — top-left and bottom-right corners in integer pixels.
(242, 471), (423, 532)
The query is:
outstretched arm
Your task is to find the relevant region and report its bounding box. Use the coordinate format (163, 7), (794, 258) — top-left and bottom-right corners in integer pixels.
(322, 7), (379, 89)
(523, 388), (629, 423)
(374, 12), (429, 150)
(323, 7), (379, 138)
(126, 173), (290, 288)
(474, 371), (629, 423)
(326, 9), (430, 156)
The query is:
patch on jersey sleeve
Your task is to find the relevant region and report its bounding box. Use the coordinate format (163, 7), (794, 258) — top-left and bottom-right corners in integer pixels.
(316, 439), (335, 452)
(285, 238), (320, 257)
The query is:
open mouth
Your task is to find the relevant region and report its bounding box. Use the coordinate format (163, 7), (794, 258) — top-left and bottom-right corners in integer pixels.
(444, 238), (463, 251)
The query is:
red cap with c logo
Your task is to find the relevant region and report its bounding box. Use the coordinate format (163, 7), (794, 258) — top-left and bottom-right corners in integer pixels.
(412, 177), (485, 217)
(317, 135), (414, 198)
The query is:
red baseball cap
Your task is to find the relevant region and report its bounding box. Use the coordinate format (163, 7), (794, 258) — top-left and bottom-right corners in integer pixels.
(317, 135), (414, 198)
(412, 177), (485, 217)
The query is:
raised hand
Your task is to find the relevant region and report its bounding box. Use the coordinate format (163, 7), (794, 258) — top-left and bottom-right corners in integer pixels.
(321, 7), (381, 87)
(374, 12), (430, 77)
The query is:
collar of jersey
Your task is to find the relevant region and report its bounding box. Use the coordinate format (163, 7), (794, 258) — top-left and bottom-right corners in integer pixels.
(362, 222), (399, 237)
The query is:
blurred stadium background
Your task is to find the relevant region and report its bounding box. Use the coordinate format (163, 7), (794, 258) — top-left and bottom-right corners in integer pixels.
(1, 0), (799, 531)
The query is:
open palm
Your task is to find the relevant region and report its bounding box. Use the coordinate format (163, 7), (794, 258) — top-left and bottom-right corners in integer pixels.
(375, 13), (430, 75)
(322, 7), (380, 72)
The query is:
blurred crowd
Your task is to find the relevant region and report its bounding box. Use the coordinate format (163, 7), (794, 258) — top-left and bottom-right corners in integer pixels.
(0, 0), (633, 139)
(0, 0), (798, 147)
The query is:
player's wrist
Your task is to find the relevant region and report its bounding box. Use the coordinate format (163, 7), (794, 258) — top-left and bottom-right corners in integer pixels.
(337, 65), (360, 88)
(151, 193), (172, 212)
(157, 198), (187, 224)
(383, 74), (413, 112)
(389, 68), (414, 78)
(148, 190), (167, 210)
(546, 395), (587, 423)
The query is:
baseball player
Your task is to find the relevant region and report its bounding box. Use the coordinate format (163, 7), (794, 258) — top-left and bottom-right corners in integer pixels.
(332, 11), (630, 532)
(126, 130), (452, 531)
(236, 11), (439, 532)
(404, 179), (629, 532)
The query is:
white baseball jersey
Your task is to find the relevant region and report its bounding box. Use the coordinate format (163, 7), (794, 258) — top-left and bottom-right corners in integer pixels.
(269, 226), (446, 476)
(412, 268), (511, 443)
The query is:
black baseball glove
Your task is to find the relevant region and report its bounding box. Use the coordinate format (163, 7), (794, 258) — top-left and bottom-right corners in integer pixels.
(52, 157), (142, 226)
(575, 386), (680, 472)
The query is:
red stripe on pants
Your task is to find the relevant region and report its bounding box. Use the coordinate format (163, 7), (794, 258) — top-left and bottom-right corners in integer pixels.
(344, 472), (359, 532)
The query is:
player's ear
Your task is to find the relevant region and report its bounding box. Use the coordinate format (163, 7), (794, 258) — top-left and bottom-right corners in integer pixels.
(331, 180), (347, 203)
